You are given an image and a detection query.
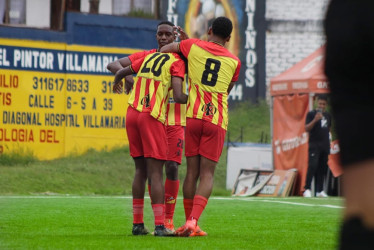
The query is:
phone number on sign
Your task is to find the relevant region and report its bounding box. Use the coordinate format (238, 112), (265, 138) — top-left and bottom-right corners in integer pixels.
(32, 77), (89, 93)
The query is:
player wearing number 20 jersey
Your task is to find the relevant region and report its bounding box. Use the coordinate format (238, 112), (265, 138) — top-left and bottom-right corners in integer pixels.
(129, 49), (187, 127)
(128, 51), (185, 124)
(179, 38), (240, 130)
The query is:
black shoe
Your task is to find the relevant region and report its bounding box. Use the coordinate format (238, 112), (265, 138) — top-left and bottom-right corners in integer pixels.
(154, 225), (175, 237)
(132, 223), (149, 235)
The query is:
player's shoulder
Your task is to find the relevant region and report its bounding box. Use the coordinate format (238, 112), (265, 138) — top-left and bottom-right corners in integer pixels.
(168, 52), (184, 61)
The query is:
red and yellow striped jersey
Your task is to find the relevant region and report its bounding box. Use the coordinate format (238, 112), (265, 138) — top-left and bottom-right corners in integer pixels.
(179, 38), (241, 130)
(128, 52), (185, 124)
(129, 50), (187, 126)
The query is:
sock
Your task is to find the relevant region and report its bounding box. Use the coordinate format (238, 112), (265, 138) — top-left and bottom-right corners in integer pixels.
(148, 184), (152, 203)
(165, 179), (179, 220)
(152, 204), (165, 226)
(183, 199), (193, 221)
(133, 199), (144, 224)
(188, 195), (208, 222)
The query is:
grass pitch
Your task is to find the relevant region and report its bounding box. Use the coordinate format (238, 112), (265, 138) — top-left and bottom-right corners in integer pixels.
(0, 196), (342, 249)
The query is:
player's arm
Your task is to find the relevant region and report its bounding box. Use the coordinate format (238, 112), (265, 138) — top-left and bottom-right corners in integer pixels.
(227, 81), (237, 94)
(107, 57), (135, 94)
(113, 66), (135, 91)
(107, 57), (131, 74)
(171, 76), (188, 104)
(160, 42), (180, 53)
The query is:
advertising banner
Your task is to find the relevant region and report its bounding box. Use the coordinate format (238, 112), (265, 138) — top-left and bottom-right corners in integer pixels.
(160, 0), (266, 103)
(272, 94), (309, 194)
(0, 38), (138, 160)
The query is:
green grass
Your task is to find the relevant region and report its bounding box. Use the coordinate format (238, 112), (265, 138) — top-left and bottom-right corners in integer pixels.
(227, 100), (270, 143)
(0, 100), (343, 248)
(0, 146), (229, 196)
(0, 100), (270, 196)
(0, 196), (342, 249)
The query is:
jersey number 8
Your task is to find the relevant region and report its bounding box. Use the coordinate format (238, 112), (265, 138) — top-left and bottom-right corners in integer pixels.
(201, 58), (221, 87)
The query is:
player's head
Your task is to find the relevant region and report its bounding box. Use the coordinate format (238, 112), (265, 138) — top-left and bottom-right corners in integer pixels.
(209, 16), (233, 42)
(316, 94), (328, 111)
(156, 21), (176, 49)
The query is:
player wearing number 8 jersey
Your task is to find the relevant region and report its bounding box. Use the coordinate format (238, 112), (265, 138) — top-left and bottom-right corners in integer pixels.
(161, 16), (241, 236)
(113, 49), (187, 236)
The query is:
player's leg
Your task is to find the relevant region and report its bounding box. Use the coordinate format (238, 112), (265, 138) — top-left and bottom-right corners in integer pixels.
(146, 157), (165, 225)
(178, 120), (225, 237)
(131, 157), (149, 235)
(126, 107), (149, 235)
(303, 146), (320, 197)
(340, 161), (374, 248)
(164, 160), (179, 231)
(325, 0), (374, 247)
(183, 155), (200, 219)
(164, 125), (184, 231)
(182, 118), (202, 221)
(138, 113), (173, 236)
(186, 156), (216, 229)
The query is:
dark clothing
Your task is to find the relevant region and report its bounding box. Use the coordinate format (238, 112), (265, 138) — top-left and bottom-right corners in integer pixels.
(305, 110), (331, 152)
(304, 145), (329, 192)
(325, 0), (374, 167)
(304, 110), (331, 191)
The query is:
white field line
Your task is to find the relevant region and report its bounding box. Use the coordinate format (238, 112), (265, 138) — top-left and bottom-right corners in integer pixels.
(213, 197), (344, 209)
(0, 195), (344, 209)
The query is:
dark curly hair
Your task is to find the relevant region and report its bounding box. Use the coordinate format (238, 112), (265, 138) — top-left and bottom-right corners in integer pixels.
(212, 16), (233, 39)
(157, 21), (175, 27)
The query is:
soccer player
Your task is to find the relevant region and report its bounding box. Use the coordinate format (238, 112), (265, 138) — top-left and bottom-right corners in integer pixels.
(107, 21), (188, 234)
(112, 41), (187, 236)
(325, 0), (374, 248)
(160, 16), (241, 236)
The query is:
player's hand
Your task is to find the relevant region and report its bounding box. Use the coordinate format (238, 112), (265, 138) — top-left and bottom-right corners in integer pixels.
(124, 75), (134, 94)
(113, 81), (123, 94)
(175, 26), (189, 40)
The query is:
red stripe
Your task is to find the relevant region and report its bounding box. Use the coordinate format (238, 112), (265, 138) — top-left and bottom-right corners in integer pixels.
(143, 78), (152, 112)
(203, 91), (213, 122)
(149, 80), (159, 110)
(192, 84), (201, 119)
(186, 79), (192, 111)
(155, 96), (166, 121)
(132, 77), (143, 109)
(174, 103), (181, 125)
(166, 93), (171, 125)
(217, 93), (223, 127)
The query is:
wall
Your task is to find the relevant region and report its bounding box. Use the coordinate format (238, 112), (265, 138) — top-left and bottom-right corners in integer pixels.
(26, 0), (50, 28)
(0, 12), (159, 159)
(265, 0), (329, 88)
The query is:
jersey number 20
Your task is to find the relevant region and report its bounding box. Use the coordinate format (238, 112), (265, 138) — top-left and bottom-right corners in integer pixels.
(140, 53), (170, 77)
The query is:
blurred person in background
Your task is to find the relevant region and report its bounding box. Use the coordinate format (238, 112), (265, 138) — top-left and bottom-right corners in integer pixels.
(303, 94), (331, 198)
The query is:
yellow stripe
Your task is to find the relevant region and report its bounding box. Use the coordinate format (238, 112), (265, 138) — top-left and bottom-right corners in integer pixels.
(66, 44), (141, 54)
(0, 38), (65, 49)
(0, 38), (142, 54)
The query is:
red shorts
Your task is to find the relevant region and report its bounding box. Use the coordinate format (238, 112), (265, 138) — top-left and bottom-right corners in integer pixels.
(166, 125), (184, 164)
(185, 118), (226, 162)
(126, 106), (167, 160)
